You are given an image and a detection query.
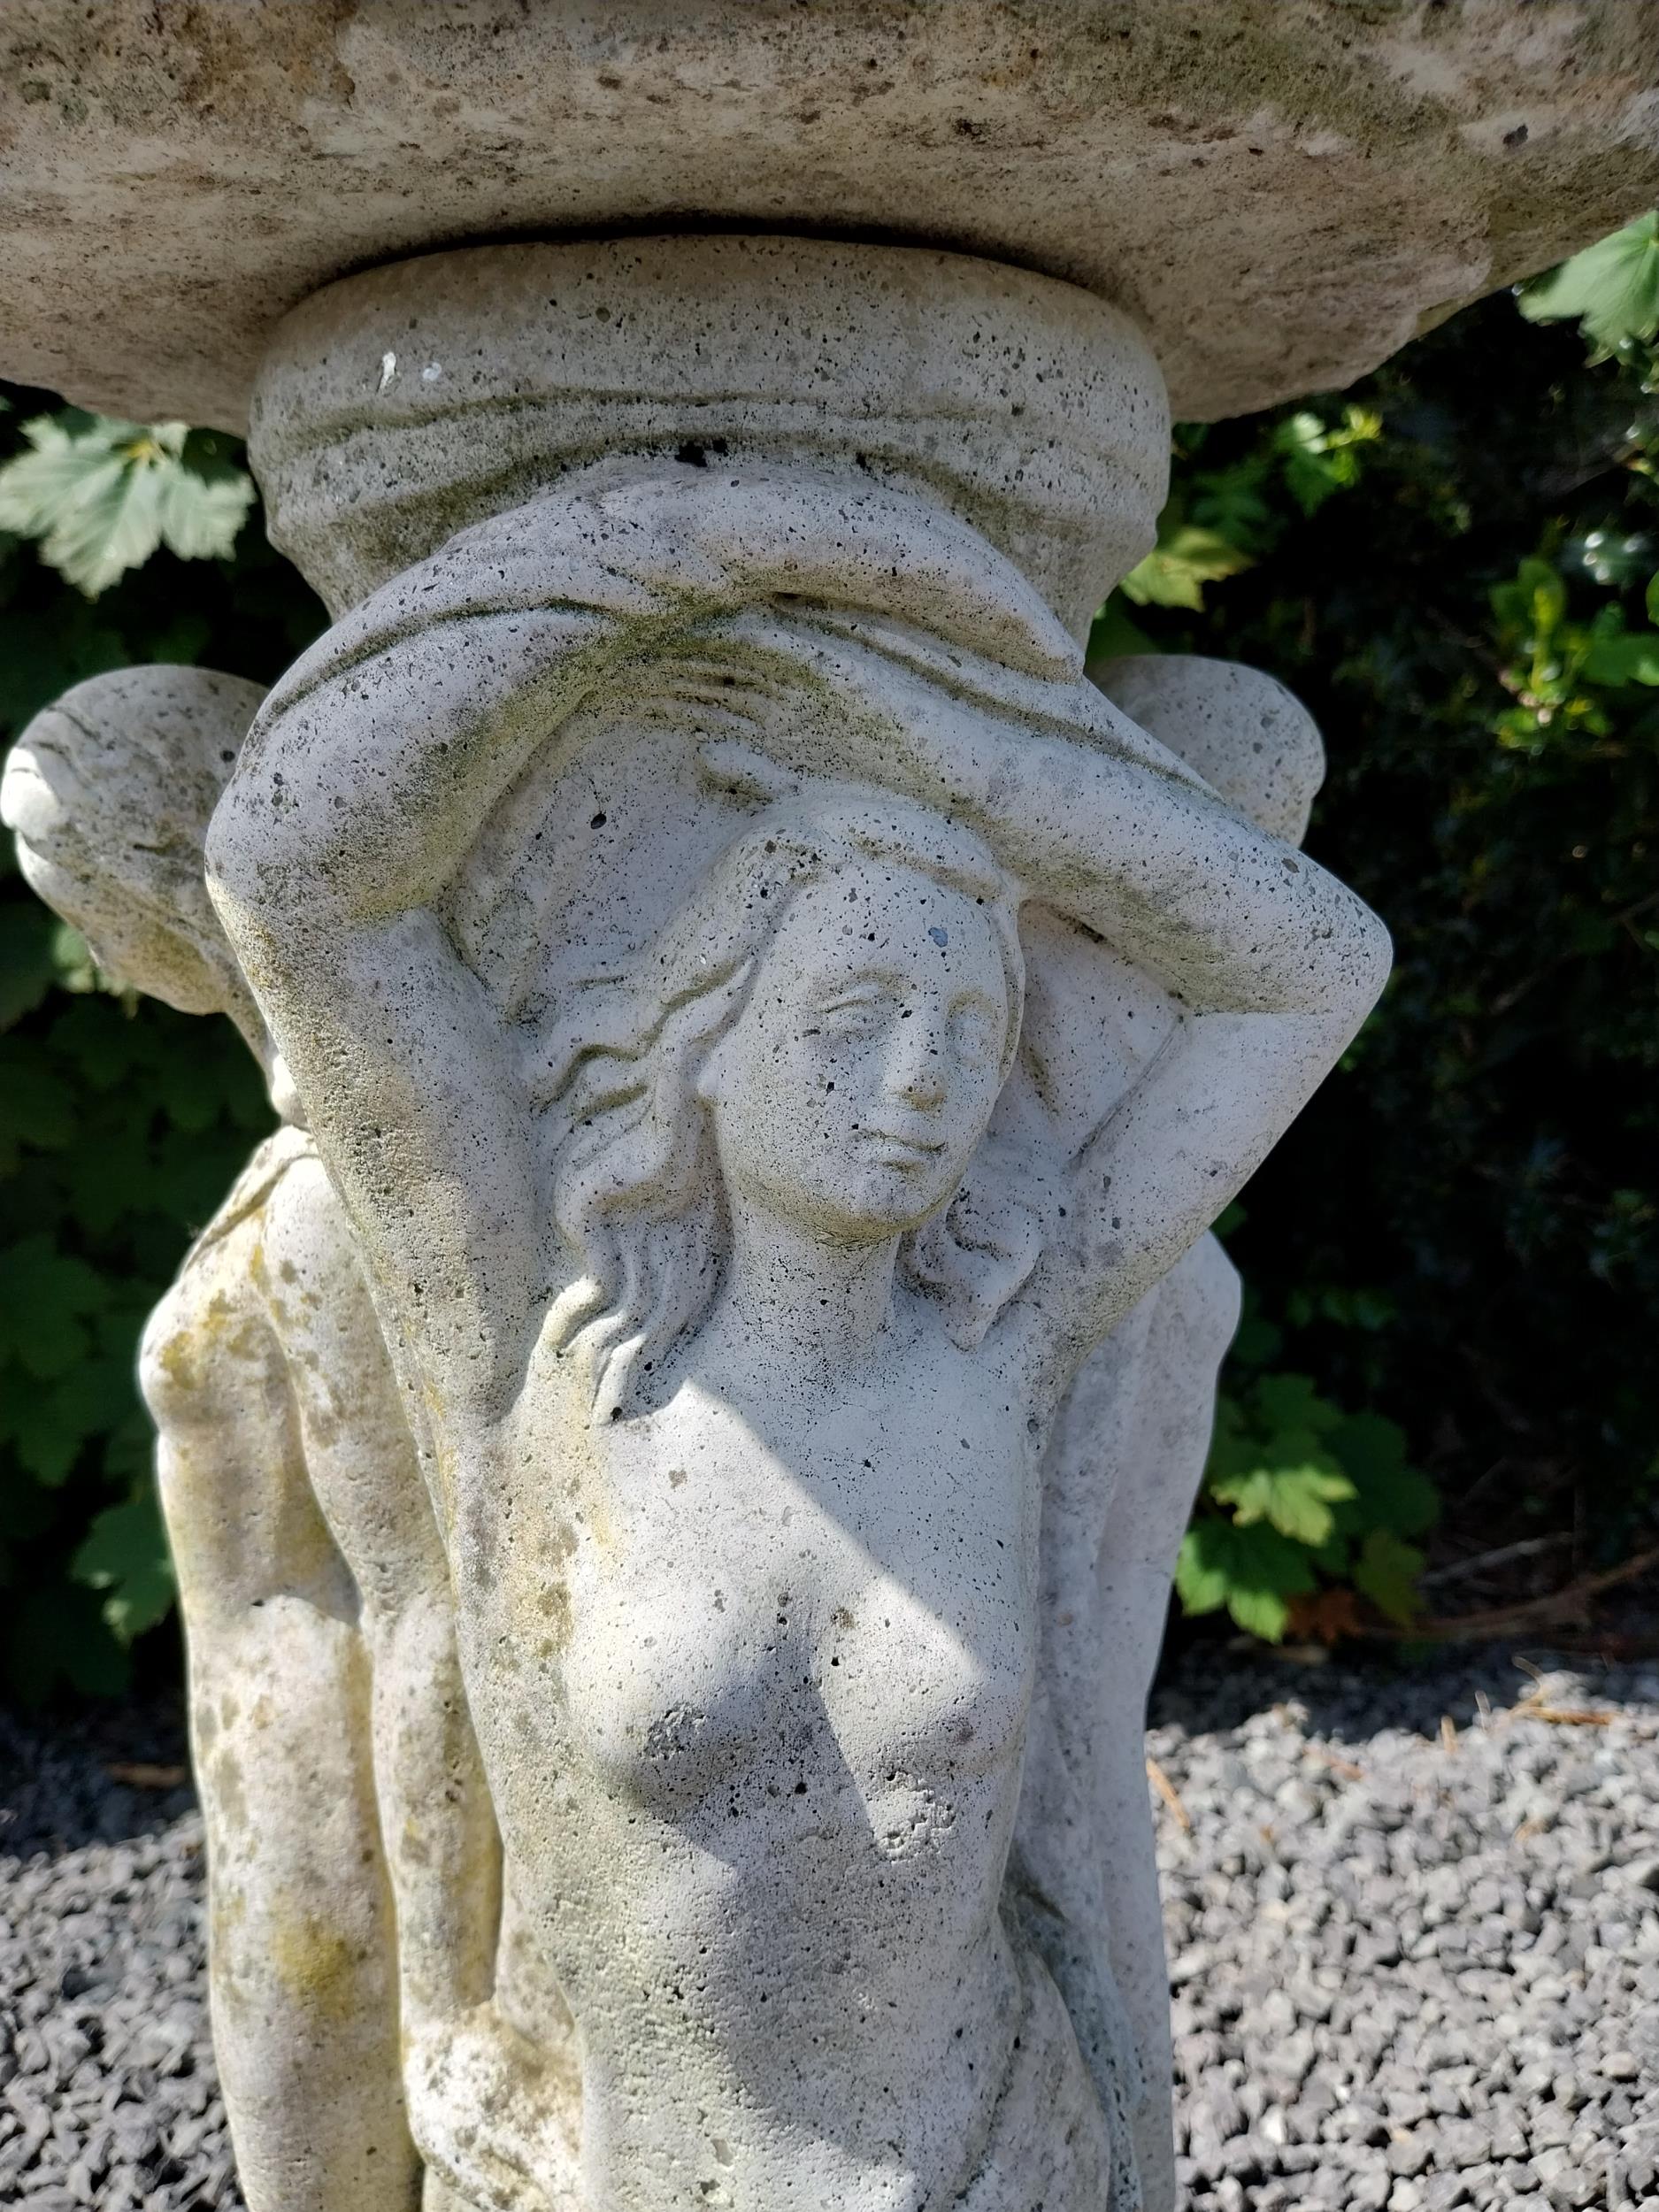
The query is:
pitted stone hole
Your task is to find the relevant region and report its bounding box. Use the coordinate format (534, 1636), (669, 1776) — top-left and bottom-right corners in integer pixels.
(643, 1706), (708, 1762)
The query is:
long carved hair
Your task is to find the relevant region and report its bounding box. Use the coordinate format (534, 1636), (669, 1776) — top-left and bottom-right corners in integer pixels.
(524, 777), (1044, 1420)
(245, 460), (1203, 1425)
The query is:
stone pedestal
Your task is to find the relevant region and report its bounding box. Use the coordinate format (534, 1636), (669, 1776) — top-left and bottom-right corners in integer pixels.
(4, 9), (1656, 2210)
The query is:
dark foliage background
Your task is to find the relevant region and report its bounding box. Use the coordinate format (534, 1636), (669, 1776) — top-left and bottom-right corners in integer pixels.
(1111, 293), (1659, 1645)
(0, 405), (319, 1701)
(1, 258), (1655, 1699)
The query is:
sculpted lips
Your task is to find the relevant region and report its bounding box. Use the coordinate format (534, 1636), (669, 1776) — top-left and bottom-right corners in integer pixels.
(856, 1127), (946, 1166)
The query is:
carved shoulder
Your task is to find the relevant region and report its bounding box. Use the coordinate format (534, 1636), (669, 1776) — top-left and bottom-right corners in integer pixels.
(141, 1215), (272, 1431)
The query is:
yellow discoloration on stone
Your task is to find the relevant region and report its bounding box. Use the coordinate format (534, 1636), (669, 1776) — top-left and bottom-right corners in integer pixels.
(269, 1908), (365, 2024)
(536, 1581), (572, 1653)
(211, 1747), (248, 1833)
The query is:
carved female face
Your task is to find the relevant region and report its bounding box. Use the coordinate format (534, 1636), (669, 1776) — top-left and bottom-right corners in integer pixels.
(698, 858), (1013, 1242)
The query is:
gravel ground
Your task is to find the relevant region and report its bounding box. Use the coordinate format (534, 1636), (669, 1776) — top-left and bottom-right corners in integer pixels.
(1, 1647), (1655, 2212)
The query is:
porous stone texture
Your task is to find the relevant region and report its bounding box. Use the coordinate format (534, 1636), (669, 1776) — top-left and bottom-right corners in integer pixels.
(8, 230), (1392, 2205)
(3, 1), (1658, 431)
(2, 673), (555, 2212)
(249, 235), (1169, 634)
(5, 1650), (1655, 2212)
(198, 396), (1386, 2209)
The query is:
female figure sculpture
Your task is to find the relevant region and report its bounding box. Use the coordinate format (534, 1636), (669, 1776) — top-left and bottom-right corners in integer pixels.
(1, 668), (557, 2212)
(207, 463), (1389, 2212)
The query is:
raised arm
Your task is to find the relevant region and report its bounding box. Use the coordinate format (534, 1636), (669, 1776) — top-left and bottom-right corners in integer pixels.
(797, 632), (1384, 1022)
(205, 591), (619, 1420)
(784, 641), (1389, 1377)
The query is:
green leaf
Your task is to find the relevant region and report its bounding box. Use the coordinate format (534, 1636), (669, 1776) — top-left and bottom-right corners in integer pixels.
(1176, 1516), (1316, 1640)
(1329, 1411), (1440, 1539)
(0, 412), (254, 597)
(0, 902), (57, 1030)
(49, 993), (154, 1088)
(48, 920), (111, 995)
(1120, 525), (1251, 611)
(1353, 1528), (1426, 1625)
(1581, 625), (1659, 686)
(0, 588), (127, 727)
(1210, 1459), (1357, 1546)
(1519, 213), (1659, 351)
(73, 1489), (175, 1642)
(1225, 1578), (1295, 1644)
(1493, 555), (1568, 641)
(3, 1583), (131, 1705)
(0, 1037), (75, 1162)
(0, 1233), (109, 1380)
(1086, 594), (1158, 661)
(1251, 1371), (1345, 1439)
(1174, 1520), (1233, 1617)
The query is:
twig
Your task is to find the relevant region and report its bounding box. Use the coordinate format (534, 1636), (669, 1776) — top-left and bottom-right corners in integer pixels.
(1146, 1755), (1191, 1832)
(1419, 1532), (1571, 1590)
(1306, 1744), (1365, 1783)
(1363, 1546), (1659, 1645)
(106, 1761), (188, 1789)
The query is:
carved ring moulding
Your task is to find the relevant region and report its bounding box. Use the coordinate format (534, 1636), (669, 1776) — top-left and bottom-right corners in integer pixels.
(6, 235), (1391, 2212)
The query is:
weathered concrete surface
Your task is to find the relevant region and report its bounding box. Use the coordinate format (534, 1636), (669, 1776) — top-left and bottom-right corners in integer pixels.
(249, 235), (1169, 633)
(2, 0), (1656, 430)
(199, 447), (1390, 2211)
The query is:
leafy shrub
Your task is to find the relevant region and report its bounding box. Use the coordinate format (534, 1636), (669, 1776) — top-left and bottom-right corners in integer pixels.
(0, 390), (320, 1699)
(1141, 219), (1659, 1640)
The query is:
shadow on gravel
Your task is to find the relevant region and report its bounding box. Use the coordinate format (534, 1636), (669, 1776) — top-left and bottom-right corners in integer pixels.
(1150, 1629), (1657, 1745)
(0, 1694), (196, 1859)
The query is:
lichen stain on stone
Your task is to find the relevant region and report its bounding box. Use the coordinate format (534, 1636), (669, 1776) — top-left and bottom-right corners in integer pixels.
(536, 1579), (572, 1654)
(211, 1746), (248, 1832)
(269, 1908), (365, 2024)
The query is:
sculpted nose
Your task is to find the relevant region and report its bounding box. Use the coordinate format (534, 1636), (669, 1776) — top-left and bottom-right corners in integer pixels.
(888, 1024), (947, 1109)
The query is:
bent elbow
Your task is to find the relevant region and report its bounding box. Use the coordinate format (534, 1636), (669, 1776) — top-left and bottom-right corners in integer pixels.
(204, 781), (348, 957)
(1345, 900), (1394, 1024)
(204, 785), (287, 927)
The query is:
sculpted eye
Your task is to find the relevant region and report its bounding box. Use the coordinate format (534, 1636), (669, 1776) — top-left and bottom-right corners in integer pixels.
(818, 989), (899, 1037)
(950, 1003), (1000, 1064)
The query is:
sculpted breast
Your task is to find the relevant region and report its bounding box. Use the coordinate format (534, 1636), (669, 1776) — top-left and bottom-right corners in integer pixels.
(555, 1502), (1033, 1845)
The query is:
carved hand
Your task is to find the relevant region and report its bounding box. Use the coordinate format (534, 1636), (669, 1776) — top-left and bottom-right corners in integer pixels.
(404, 2004), (576, 2212)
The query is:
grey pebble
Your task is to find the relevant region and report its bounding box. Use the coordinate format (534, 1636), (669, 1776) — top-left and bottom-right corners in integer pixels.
(0, 1699), (243, 2212)
(1152, 1647), (1657, 2212)
(4, 1648), (1655, 2212)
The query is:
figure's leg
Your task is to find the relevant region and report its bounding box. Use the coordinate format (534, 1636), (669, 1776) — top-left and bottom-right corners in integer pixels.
(143, 1235), (421, 2212)
(191, 1594), (419, 2212)
(1092, 1233), (1241, 2212)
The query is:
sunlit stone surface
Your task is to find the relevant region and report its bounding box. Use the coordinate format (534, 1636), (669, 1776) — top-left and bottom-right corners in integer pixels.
(3, 9), (1652, 2208)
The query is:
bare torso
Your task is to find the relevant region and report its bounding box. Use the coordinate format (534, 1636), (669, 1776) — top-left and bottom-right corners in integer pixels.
(444, 1298), (1057, 2211)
